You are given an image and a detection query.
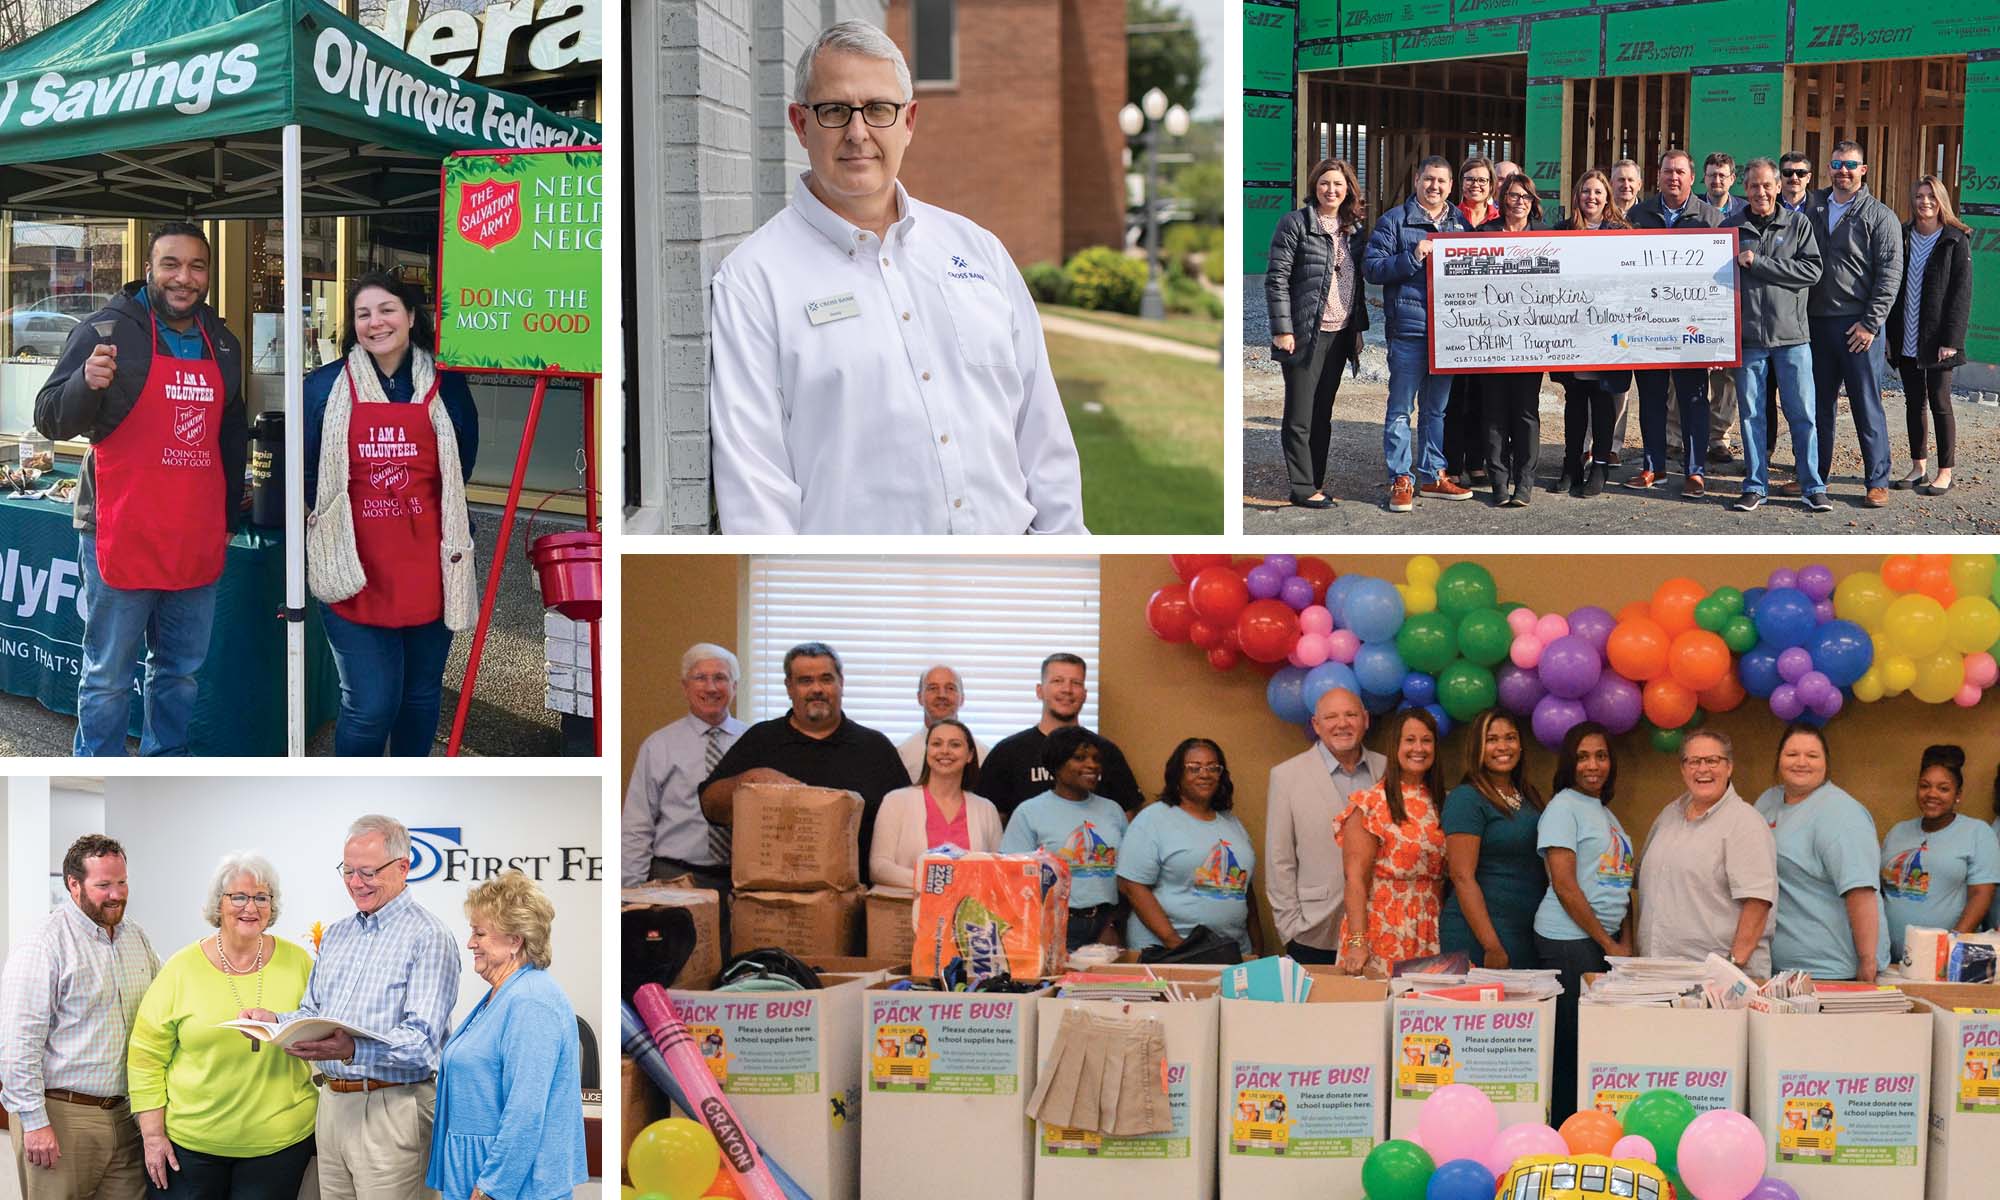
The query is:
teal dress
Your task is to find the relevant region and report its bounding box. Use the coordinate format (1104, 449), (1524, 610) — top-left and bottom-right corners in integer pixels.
(1439, 783), (1547, 968)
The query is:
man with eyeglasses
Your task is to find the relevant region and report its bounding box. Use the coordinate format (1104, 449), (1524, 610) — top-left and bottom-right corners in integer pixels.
(1635, 731), (1775, 974)
(239, 814), (457, 1200)
(1801, 140), (1904, 508)
(896, 664), (988, 782)
(622, 643), (748, 894)
(0, 835), (158, 1200)
(705, 21), (1084, 535)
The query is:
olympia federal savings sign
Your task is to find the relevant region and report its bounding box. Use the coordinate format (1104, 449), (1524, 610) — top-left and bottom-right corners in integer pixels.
(438, 147), (602, 376)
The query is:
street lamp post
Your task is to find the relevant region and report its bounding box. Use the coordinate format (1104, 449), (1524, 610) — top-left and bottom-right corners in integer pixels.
(1119, 86), (1189, 321)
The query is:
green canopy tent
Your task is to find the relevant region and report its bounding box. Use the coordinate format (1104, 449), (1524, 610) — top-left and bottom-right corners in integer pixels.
(0, 0), (599, 754)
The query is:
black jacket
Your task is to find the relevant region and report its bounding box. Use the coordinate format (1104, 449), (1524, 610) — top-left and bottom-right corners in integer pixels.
(1266, 205), (1369, 364)
(1805, 186), (1904, 329)
(1885, 223), (1972, 371)
(34, 282), (246, 535)
(1626, 193), (1725, 230)
(1722, 206), (1823, 349)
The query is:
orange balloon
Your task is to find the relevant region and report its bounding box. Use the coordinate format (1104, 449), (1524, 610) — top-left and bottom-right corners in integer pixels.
(1643, 677), (1698, 729)
(1560, 1109), (1624, 1157)
(704, 1161), (747, 1199)
(1915, 563), (1958, 606)
(1882, 554), (1920, 592)
(1650, 577), (1707, 637)
(1667, 629), (1731, 691)
(1607, 618), (1671, 682)
(1698, 670), (1748, 714)
(1617, 601), (1654, 626)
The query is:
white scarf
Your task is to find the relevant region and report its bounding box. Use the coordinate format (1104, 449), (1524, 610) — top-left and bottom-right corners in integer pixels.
(306, 344), (477, 631)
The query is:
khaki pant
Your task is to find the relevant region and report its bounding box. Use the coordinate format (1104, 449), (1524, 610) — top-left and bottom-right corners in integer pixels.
(1665, 370), (1740, 450)
(7, 1100), (145, 1200)
(313, 1081), (438, 1200)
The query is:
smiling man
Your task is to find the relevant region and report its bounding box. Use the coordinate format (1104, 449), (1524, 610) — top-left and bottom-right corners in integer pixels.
(705, 21), (1083, 534)
(622, 643), (749, 892)
(895, 664), (988, 782)
(1636, 730), (1776, 975)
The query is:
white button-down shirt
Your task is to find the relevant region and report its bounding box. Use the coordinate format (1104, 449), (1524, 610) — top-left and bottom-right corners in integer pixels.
(621, 712), (749, 885)
(0, 900), (159, 1130)
(708, 174), (1085, 534)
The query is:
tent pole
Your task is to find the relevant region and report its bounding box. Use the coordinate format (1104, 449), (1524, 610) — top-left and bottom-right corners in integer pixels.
(582, 377), (599, 757)
(283, 124), (305, 757)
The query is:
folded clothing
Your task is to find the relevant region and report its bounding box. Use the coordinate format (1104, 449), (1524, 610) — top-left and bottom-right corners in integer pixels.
(1025, 1005), (1172, 1136)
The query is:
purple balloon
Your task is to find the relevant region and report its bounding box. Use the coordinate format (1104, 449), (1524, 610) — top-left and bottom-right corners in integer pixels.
(1538, 634), (1604, 700)
(1279, 575), (1315, 612)
(1813, 597), (1836, 623)
(1795, 670), (1834, 708)
(1812, 687), (1844, 719)
(1245, 564), (1285, 600)
(1770, 683), (1805, 721)
(1798, 564), (1836, 601)
(1768, 567), (1799, 591)
(1567, 606), (1618, 654)
(1745, 1178), (1803, 1200)
(1263, 554), (1299, 578)
(1582, 674), (1644, 734)
(1776, 646), (1815, 684)
(1495, 663), (1548, 717)
(1532, 694), (1590, 750)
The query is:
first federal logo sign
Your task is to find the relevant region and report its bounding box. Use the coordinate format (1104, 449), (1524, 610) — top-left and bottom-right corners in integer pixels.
(437, 146), (602, 377)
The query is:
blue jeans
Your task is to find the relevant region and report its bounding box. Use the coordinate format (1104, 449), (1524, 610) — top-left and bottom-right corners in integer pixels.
(1536, 934), (1610, 1127)
(1635, 367), (1709, 476)
(74, 534), (217, 757)
(1384, 336), (1451, 481)
(320, 605), (454, 757)
(1810, 315), (1892, 488)
(1737, 345), (1825, 497)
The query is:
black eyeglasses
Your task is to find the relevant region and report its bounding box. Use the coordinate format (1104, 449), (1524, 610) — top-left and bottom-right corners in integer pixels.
(1780, 168), (1811, 178)
(804, 101), (906, 129)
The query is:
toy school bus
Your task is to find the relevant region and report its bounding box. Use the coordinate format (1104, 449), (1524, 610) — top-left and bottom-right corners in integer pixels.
(690, 1023), (730, 1084)
(1230, 1088), (1292, 1154)
(1498, 1154), (1670, 1199)
(1397, 1034), (1455, 1094)
(870, 1023), (932, 1090)
(1778, 1096), (1839, 1161)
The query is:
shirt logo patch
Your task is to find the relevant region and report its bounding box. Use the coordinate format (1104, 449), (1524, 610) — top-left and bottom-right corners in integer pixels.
(946, 254), (987, 282)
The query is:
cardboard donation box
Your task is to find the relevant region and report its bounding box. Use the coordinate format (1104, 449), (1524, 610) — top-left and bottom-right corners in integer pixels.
(865, 886), (916, 964)
(1900, 982), (2000, 1200)
(1033, 985), (1220, 1200)
(1389, 993), (1555, 1135)
(859, 984), (1048, 1199)
(730, 888), (863, 958)
(912, 851), (1069, 979)
(1747, 1005), (1931, 1200)
(1218, 975), (1388, 1199)
(1575, 984), (1746, 1116)
(621, 885), (722, 990)
(730, 783), (862, 890)
(665, 973), (870, 1200)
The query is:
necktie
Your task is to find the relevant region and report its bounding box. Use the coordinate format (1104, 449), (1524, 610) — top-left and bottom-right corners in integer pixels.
(704, 726), (731, 867)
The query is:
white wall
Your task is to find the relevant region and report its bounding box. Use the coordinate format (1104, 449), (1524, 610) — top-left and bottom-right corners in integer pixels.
(48, 782), (104, 869)
(4, 777), (50, 960)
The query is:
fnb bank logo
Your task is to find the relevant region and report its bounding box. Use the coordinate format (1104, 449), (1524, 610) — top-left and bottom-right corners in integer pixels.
(1246, 103), (1287, 120)
(1614, 40), (1693, 64)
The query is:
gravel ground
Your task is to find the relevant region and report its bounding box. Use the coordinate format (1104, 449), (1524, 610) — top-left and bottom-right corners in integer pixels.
(0, 502), (583, 758)
(1243, 277), (2000, 535)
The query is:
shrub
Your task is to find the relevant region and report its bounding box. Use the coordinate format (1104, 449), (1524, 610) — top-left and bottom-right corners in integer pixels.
(1162, 223), (1223, 276)
(1164, 271), (1220, 319)
(1063, 246), (1147, 314)
(1202, 250), (1223, 285)
(1022, 260), (1071, 305)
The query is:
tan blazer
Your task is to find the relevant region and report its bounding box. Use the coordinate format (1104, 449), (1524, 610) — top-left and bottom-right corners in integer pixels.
(1264, 744), (1387, 950)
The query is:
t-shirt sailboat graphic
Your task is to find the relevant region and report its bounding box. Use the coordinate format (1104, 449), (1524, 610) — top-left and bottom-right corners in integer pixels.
(1598, 828), (1636, 891)
(1882, 843), (1931, 899)
(1192, 840), (1250, 898)
(1061, 821), (1116, 878)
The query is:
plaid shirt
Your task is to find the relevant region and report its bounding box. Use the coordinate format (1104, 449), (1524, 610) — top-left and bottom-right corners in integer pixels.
(0, 900), (160, 1131)
(282, 889), (459, 1082)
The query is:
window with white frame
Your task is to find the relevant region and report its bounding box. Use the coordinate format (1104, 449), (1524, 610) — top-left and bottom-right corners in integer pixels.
(743, 556), (1101, 745)
(911, 0), (957, 87)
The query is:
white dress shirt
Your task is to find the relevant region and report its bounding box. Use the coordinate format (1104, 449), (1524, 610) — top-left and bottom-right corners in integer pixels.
(621, 712), (750, 886)
(708, 174), (1086, 534)
(895, 726), (990, 783)
(0, 900), (159, 1130)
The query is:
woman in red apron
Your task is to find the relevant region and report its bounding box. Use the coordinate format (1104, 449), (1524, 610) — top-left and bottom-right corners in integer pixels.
(304, 273), (479, 756)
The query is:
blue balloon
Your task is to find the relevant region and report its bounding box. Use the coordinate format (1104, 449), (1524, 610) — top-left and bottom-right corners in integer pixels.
(1739, 643), (1783, 698)
(1324, 575), (1359, 627)
(1354, 642), (1407, 696)
(1266, 666), (1311, 725)
(1754, 586), (1818, 650)
(1807, 618), (1874, 688)
(1422, 702), (1454, 738)
(1362, 688), (1399, 714)
(1343, 577), (1406, 644)
(1402, 671), (1438, 705)
(1300, 661), (1362, 713)
(1742, 585), (1767, 613)
(1426, 1158), (1497, 1200)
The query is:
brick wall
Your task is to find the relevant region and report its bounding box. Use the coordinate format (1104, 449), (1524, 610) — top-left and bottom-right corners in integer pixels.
(1059, 0), (1129, 258)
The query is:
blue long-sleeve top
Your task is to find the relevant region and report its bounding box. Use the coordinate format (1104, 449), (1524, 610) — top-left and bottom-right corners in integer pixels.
(426, 965), (588, 1200)
(303, 352), (480, 505)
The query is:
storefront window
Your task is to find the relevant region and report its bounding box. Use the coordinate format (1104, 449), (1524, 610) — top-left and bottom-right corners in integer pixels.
(248, 216), (342, 375)
(2, 216), (129, 435)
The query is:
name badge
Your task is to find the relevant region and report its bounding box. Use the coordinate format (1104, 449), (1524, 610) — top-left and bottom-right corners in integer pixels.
(805, 293), (861, 326)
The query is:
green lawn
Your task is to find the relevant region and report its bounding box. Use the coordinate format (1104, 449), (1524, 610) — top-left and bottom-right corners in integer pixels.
(1048, 331), (1223, 533)
(1037, 303), (1223, 351)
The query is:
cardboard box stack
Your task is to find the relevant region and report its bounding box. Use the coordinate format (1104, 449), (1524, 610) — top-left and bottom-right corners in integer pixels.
(730, 782), (864, 958)
(864, 885), (917, 962)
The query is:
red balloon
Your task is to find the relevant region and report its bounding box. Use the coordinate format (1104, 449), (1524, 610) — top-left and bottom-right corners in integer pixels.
(1170, 554), (1231, 583)
(1248, 657), (1285, 678)
(1698, 670), (1747, 714)
(1617, 601), (1653, 626)
(1642, 677), (1698, 729)
(1207, 644), (1240, 671)
(1189, 620), (1224, 649)
(1145, 585), (1195, 642)
(1232, 555), (1265, 575)
(1651, 577), (1706, 637)
(1236, 599), (1302, 664)
(1606, 618), (1671, 682)
(1189, 565), (1251, 624)
(1667, 629), (1731, 691)
(1222, 626), (1243, 652)
(1296, 557), (1337, 605)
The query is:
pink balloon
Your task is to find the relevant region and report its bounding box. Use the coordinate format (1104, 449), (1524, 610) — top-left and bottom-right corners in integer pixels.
(1511, 634), (1545, 670)
(1612, 1134), (1657, 1164)
(1535, 613), (1571, 643)
(1299, 605), (1334, 637)
(1416, 1084), (1500, 1168)
(1955, 683), (1983, 708)
(1675, 1110), (1766, 1200)
(1481, 1122), (1568, 1179)
(1966, 652), (1999, 689)
(1327, 630), (1361, 664)
(1294, 633), (1331, 668)
(1506, 607), (1539, 636)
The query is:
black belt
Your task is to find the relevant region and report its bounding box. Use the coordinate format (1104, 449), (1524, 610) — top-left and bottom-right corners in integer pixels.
(45, 1089), (124, 1109)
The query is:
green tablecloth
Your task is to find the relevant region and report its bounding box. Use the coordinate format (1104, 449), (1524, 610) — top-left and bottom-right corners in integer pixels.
(0, 467), (338, 755)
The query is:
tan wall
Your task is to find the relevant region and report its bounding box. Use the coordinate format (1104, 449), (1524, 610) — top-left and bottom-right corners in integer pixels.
(620, 555), (743, 788)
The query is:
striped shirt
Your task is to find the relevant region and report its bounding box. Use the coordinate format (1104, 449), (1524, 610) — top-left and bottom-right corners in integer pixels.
(281, 889), (459, 1082)
(621, 712), (749, 884)
(1902, 227), (1941, 358)
(0, 901), (160, 1131)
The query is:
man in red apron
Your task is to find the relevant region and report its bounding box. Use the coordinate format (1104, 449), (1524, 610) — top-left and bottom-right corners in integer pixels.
(34, 222), (247, 756)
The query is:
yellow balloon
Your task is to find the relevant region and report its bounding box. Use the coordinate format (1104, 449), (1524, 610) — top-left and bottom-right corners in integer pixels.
(1833, 571), (1893, 630)
(1883, 593), (1948, 658)
(628, 1118), (721, 1200)
(1406, 555), (1442, 587)
(1405, 585), (1438, 614)
(1949, 555), (1998, 603)
(1851, 666), (1885, 703)
(1880, 654), (1918, 696)
(1912, 651), (1967, 705)
(622, 1190), (640, 1200)
(1945, 597), (2000, 656)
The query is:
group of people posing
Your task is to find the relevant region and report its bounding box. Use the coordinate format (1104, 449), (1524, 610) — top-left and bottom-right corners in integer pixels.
(0, 817), (586, 1200)
(1266, 144), (1973, 514)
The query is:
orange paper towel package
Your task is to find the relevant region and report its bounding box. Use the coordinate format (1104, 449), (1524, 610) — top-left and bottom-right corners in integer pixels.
(912, 850), (1071, 980)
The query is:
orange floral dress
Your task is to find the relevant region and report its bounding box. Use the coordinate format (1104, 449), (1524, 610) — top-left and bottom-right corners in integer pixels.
(1334, 782), (1447, 967)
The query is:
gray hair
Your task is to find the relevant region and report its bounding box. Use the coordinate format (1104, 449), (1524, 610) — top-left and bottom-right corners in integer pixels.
(916, 664), (963, 696)
(1682, 728), (1734, 760)
(204, 852), (282, 928)
(1742, 156), (1779, 182)
(346, 814), (411, 861)
(681, 643), (740, 682)
(794, 20), (912, 104)
(785, 641), (844, 680)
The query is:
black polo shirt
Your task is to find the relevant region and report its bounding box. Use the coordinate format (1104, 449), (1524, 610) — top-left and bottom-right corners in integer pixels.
(701, 711), (908, 884)
(979, 725), (1146, 822)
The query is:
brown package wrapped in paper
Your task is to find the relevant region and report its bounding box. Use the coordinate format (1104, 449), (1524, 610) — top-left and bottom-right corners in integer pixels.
(731, 887), (864, 958)
(730, 782), (863, 891)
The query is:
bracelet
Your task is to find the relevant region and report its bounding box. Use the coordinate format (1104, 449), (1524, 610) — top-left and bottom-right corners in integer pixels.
(1344, 935), (1369, 948)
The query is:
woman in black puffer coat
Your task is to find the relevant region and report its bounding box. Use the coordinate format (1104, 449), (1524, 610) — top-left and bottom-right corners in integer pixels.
(1266, 158), (1370, 508)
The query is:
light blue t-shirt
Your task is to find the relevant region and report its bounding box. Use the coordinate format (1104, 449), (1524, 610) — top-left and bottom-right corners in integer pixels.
(1880, 814), (2000, 958)
(1533, 788), (1636, 942)
(999, 789), (1127, 908)
(1753, 783), (1892, 979)
(1116, 803), (1258, 955)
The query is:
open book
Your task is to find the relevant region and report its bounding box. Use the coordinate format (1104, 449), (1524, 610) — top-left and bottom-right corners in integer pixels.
(216, 1016), (390, 1047)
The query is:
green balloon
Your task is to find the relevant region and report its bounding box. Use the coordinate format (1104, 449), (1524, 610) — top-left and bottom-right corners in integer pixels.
(1396, 611), (1459, 675)
(1458, 608), (1513, 667)
(1711, 586), (1746, 617)
(1437, 660), (1498, 722)
(1649, 725), (1685, 754)
(1693, 597), (1729, 632)
(1620, 1089), (1698, 1174)
(1721, 614), (1759, 654)
(1360, 1139), (1435, 1200)
(1498, 601), (1527, 615)
(1436, 562), (1498, 621)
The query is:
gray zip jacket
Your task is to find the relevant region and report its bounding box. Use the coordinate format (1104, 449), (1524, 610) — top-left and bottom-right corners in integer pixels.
(1722, 206), (1822, 349)
(1805, 186), (1903, 331)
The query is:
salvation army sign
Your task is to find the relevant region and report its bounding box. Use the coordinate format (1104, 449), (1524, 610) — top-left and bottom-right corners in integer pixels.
(436, 146), (602, 376)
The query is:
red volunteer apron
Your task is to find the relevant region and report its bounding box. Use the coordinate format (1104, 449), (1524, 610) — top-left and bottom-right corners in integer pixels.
(91, 309), (227, 590)
(332, 372), (444, 628)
